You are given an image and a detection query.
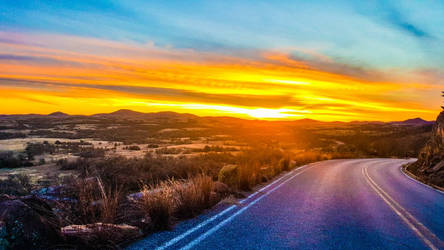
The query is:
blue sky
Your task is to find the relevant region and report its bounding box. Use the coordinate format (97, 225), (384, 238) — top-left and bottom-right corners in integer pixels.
(1, 0), (443, 69)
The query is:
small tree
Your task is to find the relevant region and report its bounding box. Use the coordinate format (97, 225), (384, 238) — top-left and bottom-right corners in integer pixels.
(442, 91), (444, 109)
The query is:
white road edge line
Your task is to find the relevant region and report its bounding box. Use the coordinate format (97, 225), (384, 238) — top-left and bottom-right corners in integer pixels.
(155, 164), (312, 250)
(366, 166), (443, 245)
(399, 165), (444, 195)
(363, 167), (438, 250)
(179, 166), (312, 250)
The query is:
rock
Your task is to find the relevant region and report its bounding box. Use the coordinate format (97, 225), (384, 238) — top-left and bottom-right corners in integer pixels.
(0, 194), (15, 203)
(61, 223), (142, 246)
(210, 182), (230, 206)
(213, 181), (230, 196)
(218, 164), (239, 188)
(0, 197), (63, 249)
(412, 111), (444, 187)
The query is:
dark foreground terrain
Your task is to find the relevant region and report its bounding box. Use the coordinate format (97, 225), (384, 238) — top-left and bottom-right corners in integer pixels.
(129, 159), (444, 250)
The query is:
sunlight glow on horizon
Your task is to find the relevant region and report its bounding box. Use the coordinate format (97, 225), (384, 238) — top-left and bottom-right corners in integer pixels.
(0, 31), (441, 121)
(129, 101), (307, 119)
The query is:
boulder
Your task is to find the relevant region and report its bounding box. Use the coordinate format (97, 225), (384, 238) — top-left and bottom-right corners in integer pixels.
(213, 181), (230, 196)
(62, 223), (142, 247)
(218, 165), (239, 188)
(0, 196), (63, 249)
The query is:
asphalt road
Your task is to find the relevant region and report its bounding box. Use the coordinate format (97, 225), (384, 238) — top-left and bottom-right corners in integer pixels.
(128, 159), (444, 250)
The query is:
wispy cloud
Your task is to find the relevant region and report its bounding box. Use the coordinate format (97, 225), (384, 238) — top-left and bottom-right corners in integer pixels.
(384, 5), (432, 39)
(0, 31), (440, 120)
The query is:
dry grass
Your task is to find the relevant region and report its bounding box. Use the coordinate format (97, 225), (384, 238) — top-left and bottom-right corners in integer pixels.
(72, 177), (121, 224)
(135, 181), (176, 230)
(173, 174), (214, 219)
(97, 178), (121, 223)
(219, 195), (241, 206)
(134, 174), (217, 229)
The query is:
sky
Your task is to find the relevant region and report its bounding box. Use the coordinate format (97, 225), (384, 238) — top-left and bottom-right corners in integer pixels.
(0, 0), (443, 121)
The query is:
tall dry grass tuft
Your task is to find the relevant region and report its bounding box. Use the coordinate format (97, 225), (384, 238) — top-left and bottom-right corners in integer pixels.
(135, 181), (176, 230)
(75, 178), (99, 223)
(97, 178), (121, 223)
(174, 174), (214, 219)
(239, 162), (262, 191)
(134, 174), (217, 229)
(71, 177), (121, 224)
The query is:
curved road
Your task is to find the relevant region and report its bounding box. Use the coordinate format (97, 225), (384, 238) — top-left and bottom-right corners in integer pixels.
(128, 159), (444, 250)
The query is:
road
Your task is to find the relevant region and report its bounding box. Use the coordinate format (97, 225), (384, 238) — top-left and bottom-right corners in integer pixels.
(128, 159), (444, 250)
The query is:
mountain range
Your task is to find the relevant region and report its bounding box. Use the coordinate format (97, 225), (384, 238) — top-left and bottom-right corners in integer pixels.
(0, 109), (435, 125)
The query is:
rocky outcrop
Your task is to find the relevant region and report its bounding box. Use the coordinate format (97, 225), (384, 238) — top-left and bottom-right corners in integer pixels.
(218, 164), (239, 188)
(411, 111), (444, 187)
(0, 195), (63, 249)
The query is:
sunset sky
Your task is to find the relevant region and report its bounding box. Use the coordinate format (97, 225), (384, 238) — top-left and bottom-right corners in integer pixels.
(0, 1), (443, 121)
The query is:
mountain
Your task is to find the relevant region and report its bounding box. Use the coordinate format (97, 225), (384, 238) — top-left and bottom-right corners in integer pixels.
(390, 117), (434, 126)
(48, 111), (69, 117)
(98, 109), (145, 118)
(0, 109), (435, 126)
(409, 111), (444, 188)
(91, 109), (197, 122)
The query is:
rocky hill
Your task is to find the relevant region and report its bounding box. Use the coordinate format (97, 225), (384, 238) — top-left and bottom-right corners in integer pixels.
(390, 117), (434, 126)
(409, 111), (444, 187)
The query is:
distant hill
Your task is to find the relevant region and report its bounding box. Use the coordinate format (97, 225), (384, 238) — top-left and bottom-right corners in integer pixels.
(48, 111), (69, 117)
(91, 109), (197, 122)
(292, 118), (323, 124)
(92, 109), (146, 118)
(0, 109), (435, 126)
(389, 117), (434, 126)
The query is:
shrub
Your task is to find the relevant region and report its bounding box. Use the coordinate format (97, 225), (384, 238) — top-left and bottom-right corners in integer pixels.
(25, 142), (56, 159)
(79, 148), (106, 158)
(0, 174), (33, 196)
(126, 145), (141, 151)
(238, 163), (261, 191)
(58, 158), (90, 171)
(0, 151), (30, 169)
(279, 157), (290, 171)
(293, 151), (322, 166)
(259, 166), (275, 182)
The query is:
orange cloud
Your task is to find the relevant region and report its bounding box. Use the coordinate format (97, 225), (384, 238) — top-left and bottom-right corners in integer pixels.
(0, 31), (441, 121)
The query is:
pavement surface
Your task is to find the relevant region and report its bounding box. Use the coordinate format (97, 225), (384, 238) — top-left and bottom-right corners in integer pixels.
(128, 159), (444, 250)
